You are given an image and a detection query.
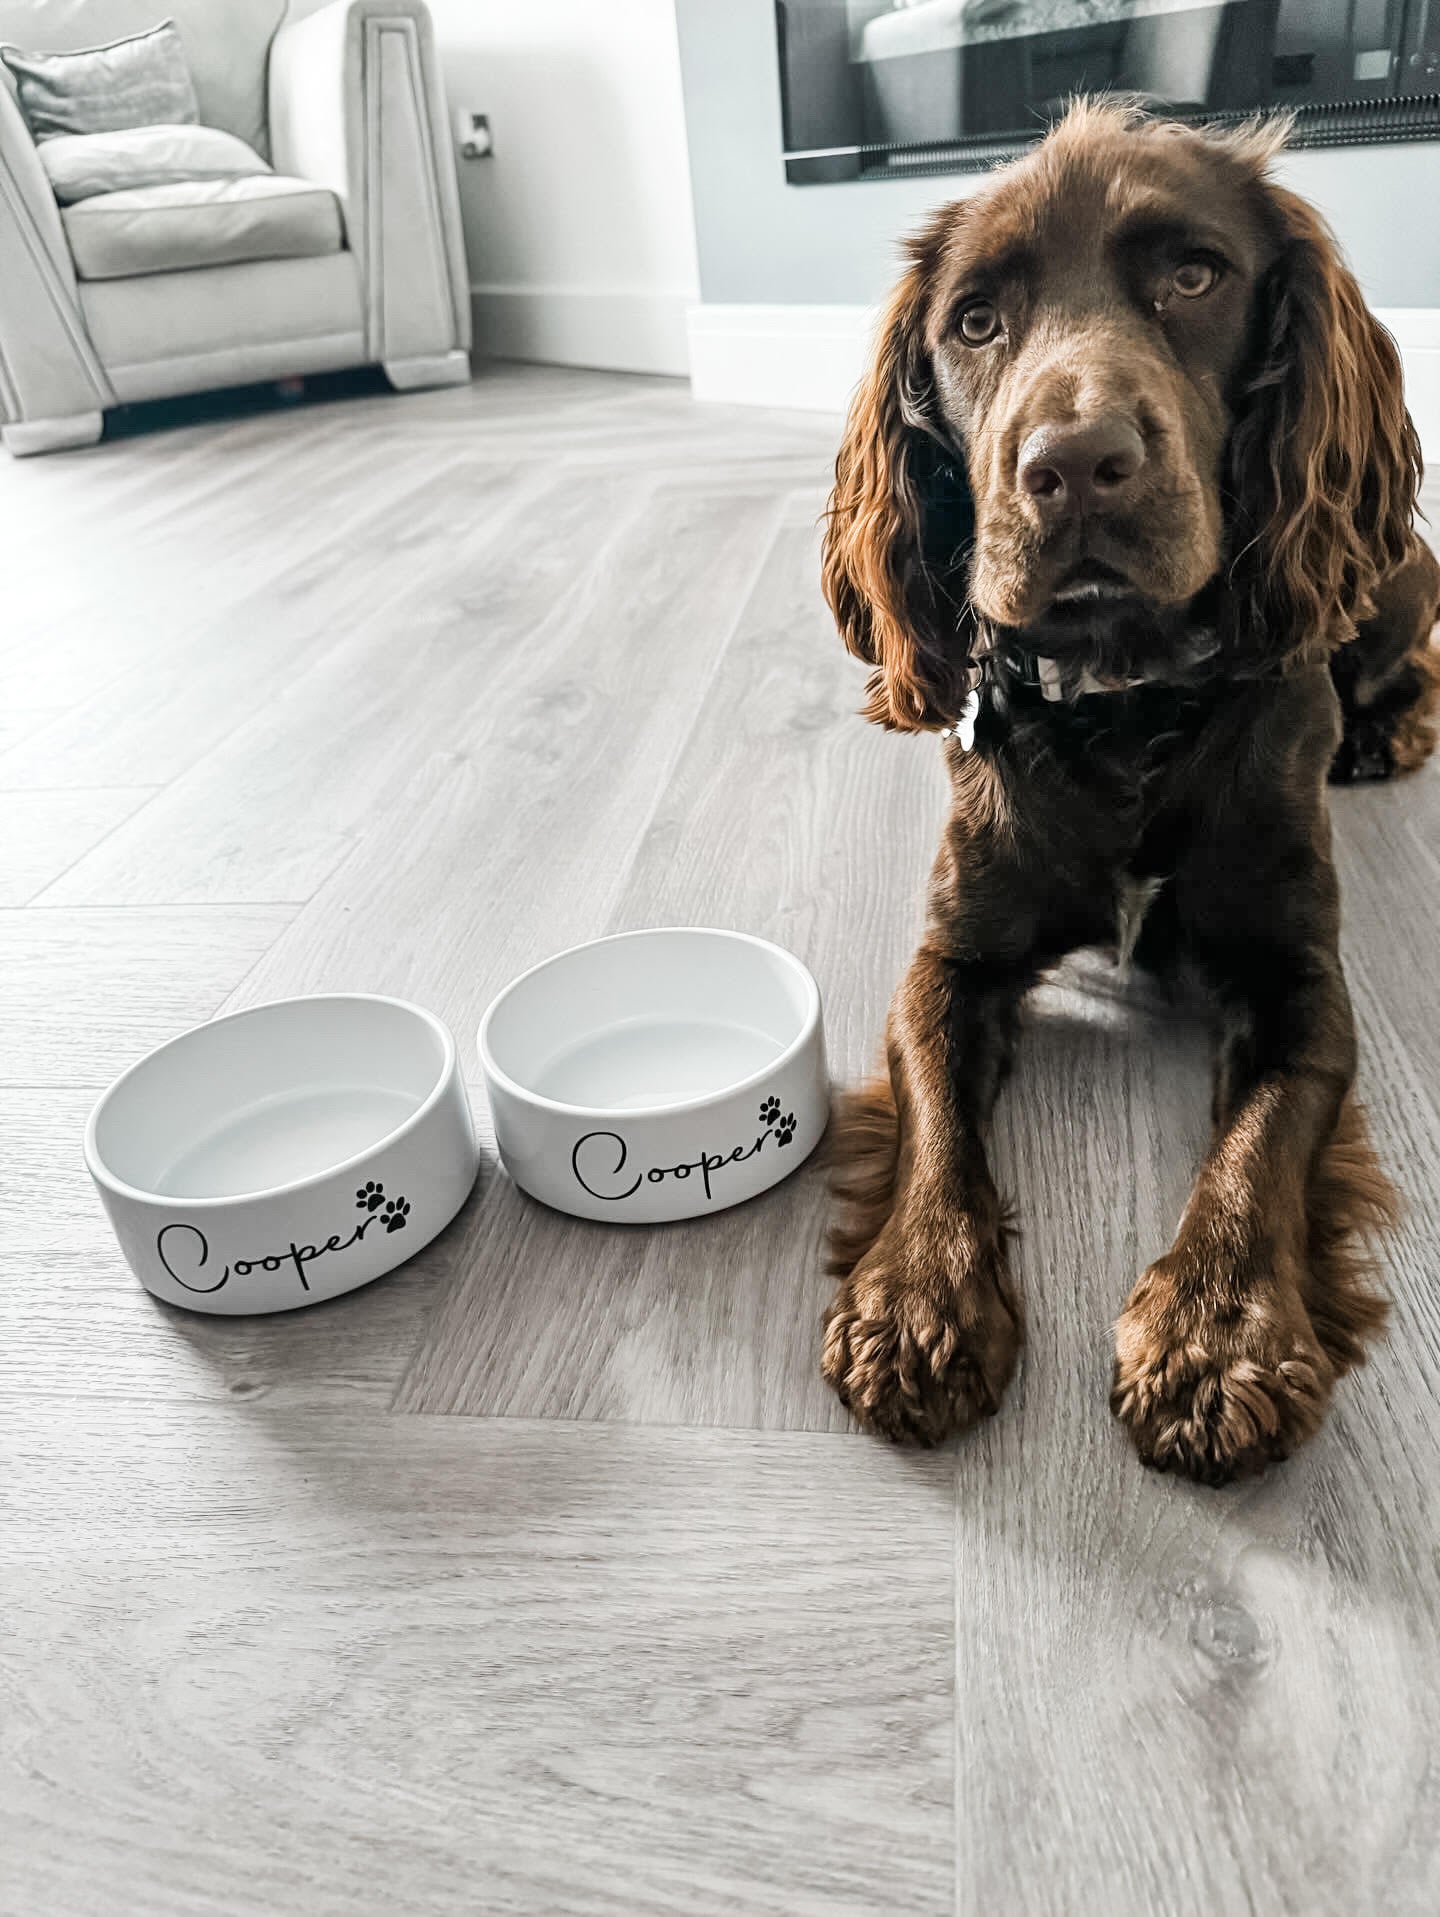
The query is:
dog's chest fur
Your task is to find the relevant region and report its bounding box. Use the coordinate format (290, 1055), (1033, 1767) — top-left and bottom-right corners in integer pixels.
(1114, 872), (1166, 966)
(977, 669), (1237, 961)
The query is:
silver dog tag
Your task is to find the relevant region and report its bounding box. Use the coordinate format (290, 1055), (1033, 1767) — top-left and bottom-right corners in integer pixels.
(941, 688), (981, 751)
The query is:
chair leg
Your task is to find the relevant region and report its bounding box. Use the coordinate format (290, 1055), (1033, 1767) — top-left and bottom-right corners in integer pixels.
(382, 351), (471, 392)
(2, 412), (104, 457)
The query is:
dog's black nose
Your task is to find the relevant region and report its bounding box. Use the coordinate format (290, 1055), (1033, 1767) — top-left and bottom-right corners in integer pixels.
(1018, 417), (1146, 517)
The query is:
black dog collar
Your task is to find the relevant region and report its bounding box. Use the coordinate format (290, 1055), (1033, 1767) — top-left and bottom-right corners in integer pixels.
(994, 644), (1144, 702)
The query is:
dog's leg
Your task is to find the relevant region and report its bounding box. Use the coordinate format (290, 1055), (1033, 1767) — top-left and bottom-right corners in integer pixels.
(822, 940), (1035, 1445)
(1111, 809), (1394, 1483)
(1329, 541), (1440, 781)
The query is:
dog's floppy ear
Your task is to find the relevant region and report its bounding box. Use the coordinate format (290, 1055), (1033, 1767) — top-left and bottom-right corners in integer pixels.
(1225, 184), (1420, 669)
(822, 222), (977, 731)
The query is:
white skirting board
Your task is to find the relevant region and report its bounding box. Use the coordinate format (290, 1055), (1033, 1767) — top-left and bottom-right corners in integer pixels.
(471, 284), (692, 378)
(685, 305), (876, 414)
(686, 301), (1440, 460)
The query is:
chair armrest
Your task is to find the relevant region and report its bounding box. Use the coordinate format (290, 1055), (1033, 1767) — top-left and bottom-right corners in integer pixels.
(268, 0), (470, 363)
(0, 84), (72, 283)
(0, 84), (112, 428)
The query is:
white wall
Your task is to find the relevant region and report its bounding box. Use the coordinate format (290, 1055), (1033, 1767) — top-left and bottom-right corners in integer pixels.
(426, 0), (699, 377)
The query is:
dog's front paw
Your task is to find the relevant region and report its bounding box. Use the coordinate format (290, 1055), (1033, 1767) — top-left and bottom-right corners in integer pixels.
(1111, 1259), (1334, 1485)
(1329, 710), (1396, 784)
(821, 1225), (1021, 1446)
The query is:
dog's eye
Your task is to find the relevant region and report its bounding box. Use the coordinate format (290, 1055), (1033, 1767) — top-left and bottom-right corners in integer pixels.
(957, 299), (1000, 345)
(1170, 257), (1219, 300)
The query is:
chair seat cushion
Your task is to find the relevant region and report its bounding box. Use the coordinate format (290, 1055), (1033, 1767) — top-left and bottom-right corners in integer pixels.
(63, 174), (344, 282)
(40, 124), (271, 206)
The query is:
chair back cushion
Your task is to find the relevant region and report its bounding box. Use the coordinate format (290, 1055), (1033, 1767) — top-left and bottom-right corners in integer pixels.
(2, 20), (198, 141)
(0, 1), (288, 155)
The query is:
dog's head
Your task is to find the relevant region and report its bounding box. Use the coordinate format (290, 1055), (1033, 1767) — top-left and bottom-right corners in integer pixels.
(824, 101), (1421, 729)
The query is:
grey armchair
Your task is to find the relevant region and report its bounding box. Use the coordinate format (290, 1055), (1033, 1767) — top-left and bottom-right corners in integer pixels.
(0, 0), (471, 455)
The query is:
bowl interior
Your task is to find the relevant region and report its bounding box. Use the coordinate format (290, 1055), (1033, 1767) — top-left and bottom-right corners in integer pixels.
(91, 997), (449, 1200)
(485, 930), (815, 1112)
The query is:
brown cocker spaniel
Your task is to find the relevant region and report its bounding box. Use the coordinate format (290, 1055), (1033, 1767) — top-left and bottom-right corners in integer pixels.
(820, 101), (1440, 1483)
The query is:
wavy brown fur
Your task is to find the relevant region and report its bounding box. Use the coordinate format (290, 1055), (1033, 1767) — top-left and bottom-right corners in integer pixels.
(822, 253), (980, 732)
(1390, 629), (1440, 772)
(1303, 1093), (1397, 1372)
(1224, 191), (1422, 667)
(825, 1076), (902, 1278)
(1109, 1093), (1397, 1484)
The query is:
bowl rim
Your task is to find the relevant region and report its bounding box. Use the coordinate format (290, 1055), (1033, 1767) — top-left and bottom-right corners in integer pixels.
(84, 992), (460, 1210)
(477, 925), (822, 1121)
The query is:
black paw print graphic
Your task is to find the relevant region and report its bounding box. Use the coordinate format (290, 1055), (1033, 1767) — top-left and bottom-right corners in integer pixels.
(356, 1180), (386, 1212)
(775, 1112), (797, 1147)
(759, 1096), (782, 1127)
(382, 1196), (411, 1233)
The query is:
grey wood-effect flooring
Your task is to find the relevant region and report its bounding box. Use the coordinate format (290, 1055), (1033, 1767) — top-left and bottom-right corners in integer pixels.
(2, 364), (1439, 1916)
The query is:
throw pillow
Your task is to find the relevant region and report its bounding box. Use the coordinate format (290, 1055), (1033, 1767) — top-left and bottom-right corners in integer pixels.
(1, 20), (199, 143)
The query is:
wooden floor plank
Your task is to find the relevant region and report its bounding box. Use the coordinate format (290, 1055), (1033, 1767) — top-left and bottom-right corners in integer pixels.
(0, 906), (295, 1086)
(44, 469), (776, 907)
(0, 787), (157, 904)
(216, 484), (785, 1007)
(1333, 777), (1440, 1098)
(18, 452), (536, 828)
(0, 446), (500, 795)
(0, 709), (64, 754)
(0, 1403), (954, 1917)
(0, 419), (370, 713)
(395, 512), (948, 1427)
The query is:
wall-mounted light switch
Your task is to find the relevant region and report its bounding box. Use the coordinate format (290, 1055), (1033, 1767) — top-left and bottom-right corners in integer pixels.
(457, 111), (493, 160)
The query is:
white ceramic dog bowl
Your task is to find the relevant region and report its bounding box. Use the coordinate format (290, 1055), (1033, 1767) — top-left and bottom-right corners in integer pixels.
(85, 995), (479, 1315)
(478, 928), (828, 1223)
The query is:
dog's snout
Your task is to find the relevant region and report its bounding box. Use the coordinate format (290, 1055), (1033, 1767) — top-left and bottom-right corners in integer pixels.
(1018, 416), (1146, 518)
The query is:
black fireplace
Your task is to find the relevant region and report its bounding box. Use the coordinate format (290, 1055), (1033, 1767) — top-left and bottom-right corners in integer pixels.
(777, 0), (1440, 183)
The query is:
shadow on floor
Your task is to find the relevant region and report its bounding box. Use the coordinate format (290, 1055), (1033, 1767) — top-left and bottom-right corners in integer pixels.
(101, 367), (394, 443)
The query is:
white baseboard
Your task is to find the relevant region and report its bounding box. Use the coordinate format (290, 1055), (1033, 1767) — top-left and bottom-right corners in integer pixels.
(686, 304), (873, 414)
(686, 301), (1440, 460)
(470, 284), (691, 378)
